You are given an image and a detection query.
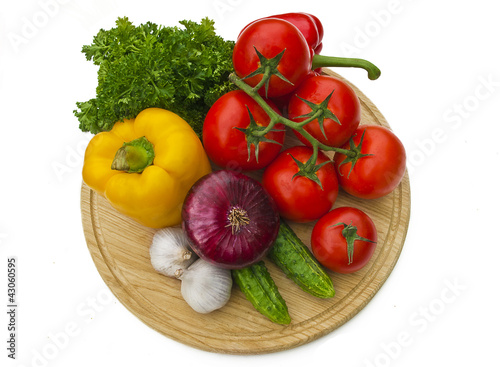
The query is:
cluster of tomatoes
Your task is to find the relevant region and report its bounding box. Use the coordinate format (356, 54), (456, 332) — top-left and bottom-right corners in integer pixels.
(202, 13), (406, 274)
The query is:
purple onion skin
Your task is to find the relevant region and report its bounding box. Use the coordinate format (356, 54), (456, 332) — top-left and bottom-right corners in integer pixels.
(182, 170), (280, 269)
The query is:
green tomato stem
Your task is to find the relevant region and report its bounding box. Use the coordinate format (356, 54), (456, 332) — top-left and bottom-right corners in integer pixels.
(295, 109), (324, 128)
(229, 72), (356, 158)
(252, 65), (272, 92)
(310, 140), (319, 163)
(332, 222), (376, 265)
(311, 54), (381, 80)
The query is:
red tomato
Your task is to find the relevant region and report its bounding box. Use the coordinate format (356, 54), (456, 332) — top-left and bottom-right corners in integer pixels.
(311, 207), (377, 274)
(233, 18), (312, 98)
(288, 75), (361, 148)
(333, 125), (406, 199)
(202, 90), (285, 171)
(261, 146), (338, 222)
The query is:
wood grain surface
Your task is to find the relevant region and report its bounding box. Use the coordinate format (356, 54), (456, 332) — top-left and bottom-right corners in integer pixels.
(80, 70), (411, 354)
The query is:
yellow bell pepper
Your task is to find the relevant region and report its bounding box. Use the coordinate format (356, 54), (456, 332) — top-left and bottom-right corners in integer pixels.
(82, 108), (212, 228)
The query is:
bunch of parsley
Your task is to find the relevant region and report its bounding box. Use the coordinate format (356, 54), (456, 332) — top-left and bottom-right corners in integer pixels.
(74, 17), (235, 137)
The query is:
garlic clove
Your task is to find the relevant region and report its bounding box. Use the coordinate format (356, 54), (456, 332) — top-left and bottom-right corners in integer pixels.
(179, 259), (232, 314)
(149, 227), (197, 278)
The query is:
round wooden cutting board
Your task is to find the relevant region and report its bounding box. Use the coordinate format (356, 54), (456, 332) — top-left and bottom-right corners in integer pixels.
(80, 70), (411, 355)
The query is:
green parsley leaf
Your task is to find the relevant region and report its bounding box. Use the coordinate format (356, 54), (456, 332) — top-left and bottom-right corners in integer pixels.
(74, 17), (236, 137)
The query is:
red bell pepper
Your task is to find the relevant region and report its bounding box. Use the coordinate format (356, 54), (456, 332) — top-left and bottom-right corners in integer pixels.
(239, 12), (323, 54)
(233, 16), (381, 98)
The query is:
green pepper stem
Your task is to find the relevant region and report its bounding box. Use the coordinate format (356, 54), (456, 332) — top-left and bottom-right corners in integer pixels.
(312, 54), (381, 80)
(111, 136), (155, 173)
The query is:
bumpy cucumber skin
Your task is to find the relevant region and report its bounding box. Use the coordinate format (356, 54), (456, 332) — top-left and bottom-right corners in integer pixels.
(232, 261), (291, 325)
(268, 220), (335, 299)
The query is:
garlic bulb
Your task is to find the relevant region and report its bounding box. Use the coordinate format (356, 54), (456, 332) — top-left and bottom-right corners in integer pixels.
(149, 227), (197, 278)
(178, 259), (232, 314)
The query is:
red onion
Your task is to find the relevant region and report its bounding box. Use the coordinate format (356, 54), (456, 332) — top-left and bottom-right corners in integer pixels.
(182, 170), (280, 269)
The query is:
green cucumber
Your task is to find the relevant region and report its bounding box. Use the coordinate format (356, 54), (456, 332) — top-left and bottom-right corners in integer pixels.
(232, 261), (291, 325)
(268, 219), (335, 299)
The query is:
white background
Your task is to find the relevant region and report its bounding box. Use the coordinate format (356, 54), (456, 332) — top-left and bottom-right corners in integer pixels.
(1, 0), (499, 366)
